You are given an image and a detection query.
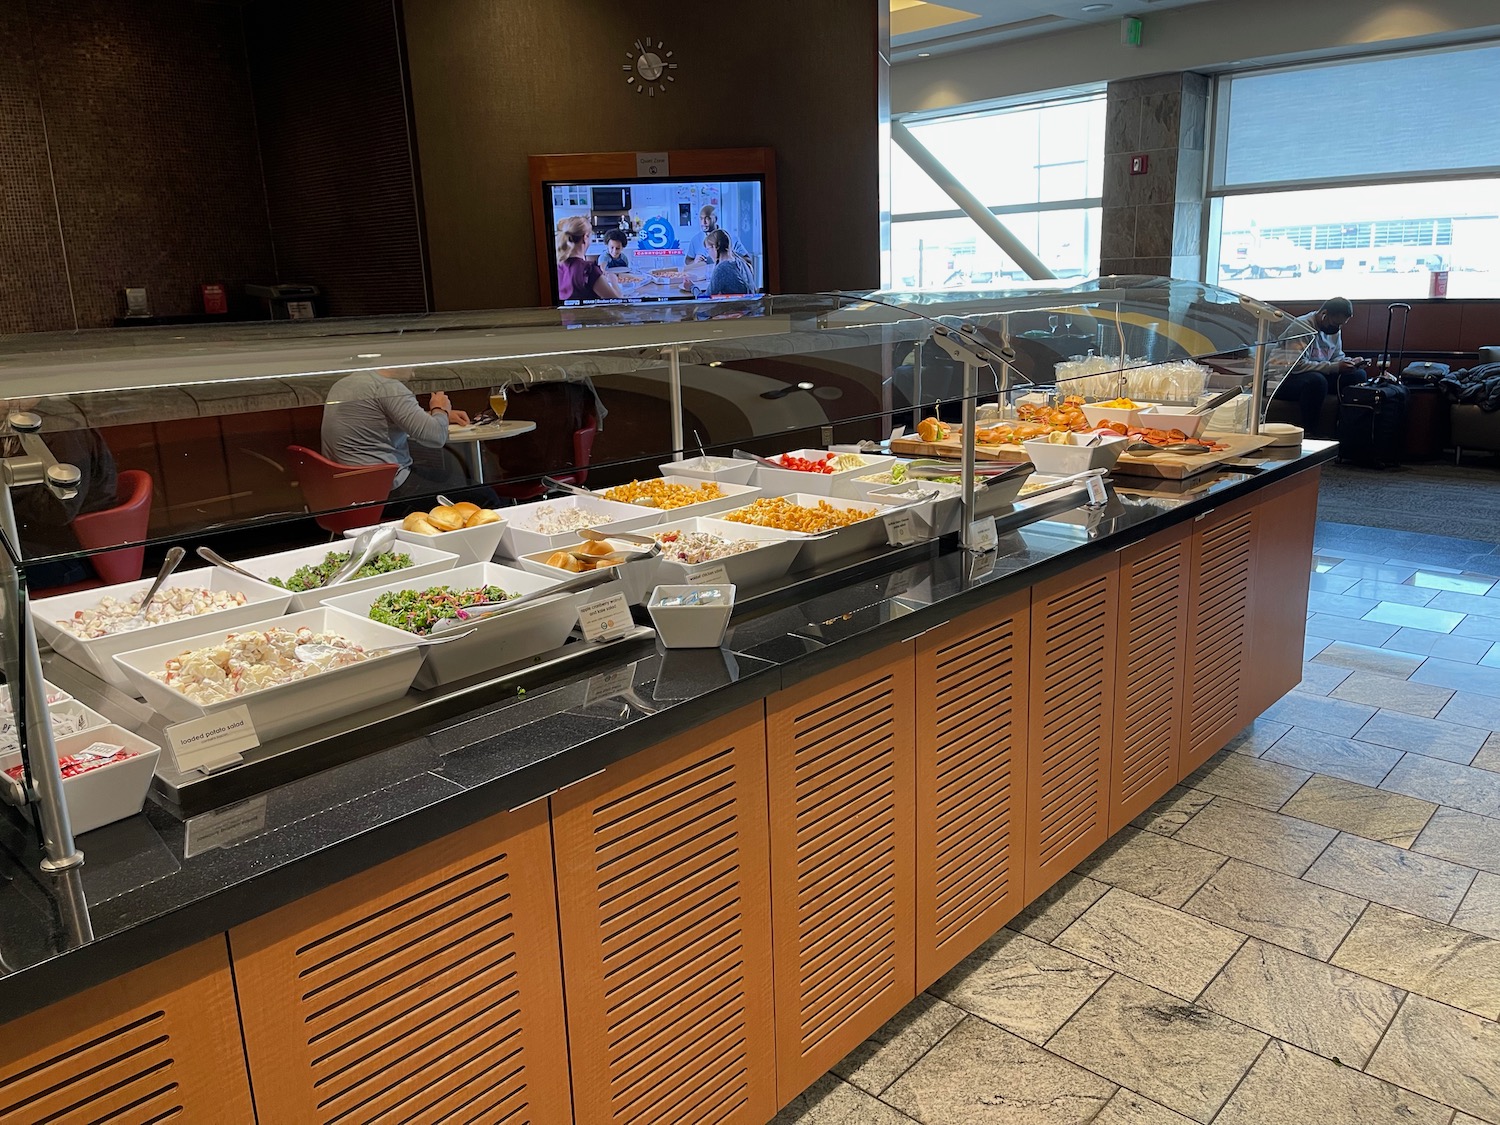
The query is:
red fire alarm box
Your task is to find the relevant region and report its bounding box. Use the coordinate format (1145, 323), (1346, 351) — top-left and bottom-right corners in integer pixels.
(1129, 154), (1149, 175)
(201, 283), (228, 315)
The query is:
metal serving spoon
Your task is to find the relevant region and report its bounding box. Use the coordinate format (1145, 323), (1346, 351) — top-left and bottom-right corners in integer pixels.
(117, 546), (186, 631)
(295, 628), (476, 664)
(195, 546), (263, 582)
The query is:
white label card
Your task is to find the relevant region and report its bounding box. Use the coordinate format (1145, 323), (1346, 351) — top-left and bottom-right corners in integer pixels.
(579, 593), (633, 643)
(636, 151), (671, 177)
(967, 516), (998, 553)
(969, 551), (997, 581)
(165, 705), (258, 774)
(184, 796), (268, 857)
(1086, 475), (1109, 505)
(884, 511), (916, 547)
(585, 665), (637, 705)
(689, 563), (731, 586)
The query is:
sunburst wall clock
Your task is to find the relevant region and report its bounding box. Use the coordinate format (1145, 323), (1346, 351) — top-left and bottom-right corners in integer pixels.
(622, 36), (678, 97)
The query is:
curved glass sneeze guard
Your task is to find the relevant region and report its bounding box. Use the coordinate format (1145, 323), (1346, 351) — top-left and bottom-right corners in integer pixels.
(0, 279), (1311, 567)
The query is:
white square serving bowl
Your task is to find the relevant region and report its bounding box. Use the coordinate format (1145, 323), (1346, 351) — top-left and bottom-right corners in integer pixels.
(1138, 405), (1209, 438)
(596, 476), (762, 520)
(1080, 403), (1147, 429)
(517, 538), (663, 606)
(112, 607), (425, 742)
(30, 567), (295, 693)
(649, 517), (803, 590)
(0, 698), (110, 758)
(325, 562), (616, 688)
(347, 513), (509, 566)
(647, 585), (736, 649)
(496, 495), (666, 559)
(231, 540), (460, 612)
(0, 725), (161, 834)
(703, 493), (891, 571)
(658, 455), (758, 486)
(752, 450), (897, 499)
(1021, 433), (1129, 476)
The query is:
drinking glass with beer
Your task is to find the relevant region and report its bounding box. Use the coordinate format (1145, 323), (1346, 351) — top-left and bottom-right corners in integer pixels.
(488, 385), (508, 421)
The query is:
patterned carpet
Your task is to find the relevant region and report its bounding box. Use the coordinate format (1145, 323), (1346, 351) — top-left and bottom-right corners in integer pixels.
(1318, 460), (1500, 545)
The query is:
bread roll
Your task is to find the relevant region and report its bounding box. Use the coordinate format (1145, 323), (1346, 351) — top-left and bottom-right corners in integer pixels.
(465, 507), (501, 527)
(580, 539), (615, 556)
(546, 551), (585, 572)
(453, 502), (481, 516)
(427, 505), (465, 531)
(401, 513), (441, 534)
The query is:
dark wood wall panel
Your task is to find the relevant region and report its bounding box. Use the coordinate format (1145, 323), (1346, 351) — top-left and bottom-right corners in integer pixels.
(0, 4), (73, 335)
(24, 0), (276, 329)
(244, 0), (429, 318)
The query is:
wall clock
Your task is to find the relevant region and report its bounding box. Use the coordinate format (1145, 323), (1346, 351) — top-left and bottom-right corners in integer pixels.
(622, 37), (678, 97)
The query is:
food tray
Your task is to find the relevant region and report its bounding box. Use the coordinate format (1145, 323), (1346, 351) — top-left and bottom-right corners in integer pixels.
(648, 517), (803, 591)
(516, 539), (663, 606)
(344, 513), (509, 566)
(659, 455), (758, 486)
(31, 567), (295, 694)
(232, 540), (460, 612)
(1022, 433), (1129, 475)
(598, 476), (762, 520)
(496, 495), (665, 558)
(0, 725), (161, 834)
(752, 450), (897, 499)
(647, 585), (736, 649)
(112, 608), (424, 742)
(325, 562), (617, 689)
(703, 493), (891, 571)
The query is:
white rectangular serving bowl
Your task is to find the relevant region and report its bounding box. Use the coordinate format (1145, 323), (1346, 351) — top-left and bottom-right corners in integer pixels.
(0, 681), (71, 711)
(647, 584), (736, 649)
(517, 540), (663, 606)
(30, 567), (295, 693)
(1021, 433), (1128, 476)
(752, 450), (896, 499)
(597, 476), (762, 520)
(648, 517), (803, 590)
(112, 608), (424, 742)
(346, 514), (509, 566)
(325, 562), (613, 689)
(658, 455), (758, 486)
(234, 540), (460, 612)
(1080, 403), (1146, 429)
(870, 481), (964, 537)
(0, 725), (161, 834)
(703, 493), (891, 571)
(1138, 405), (1209, 438)
(0, 698), (110, 758)
(496, 495), (665, 559)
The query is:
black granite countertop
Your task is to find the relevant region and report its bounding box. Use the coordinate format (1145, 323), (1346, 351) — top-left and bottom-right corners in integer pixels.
(0, 443), (1335, 1021)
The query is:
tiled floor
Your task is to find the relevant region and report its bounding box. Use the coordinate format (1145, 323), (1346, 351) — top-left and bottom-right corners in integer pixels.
(773, 528), (1500, 1125)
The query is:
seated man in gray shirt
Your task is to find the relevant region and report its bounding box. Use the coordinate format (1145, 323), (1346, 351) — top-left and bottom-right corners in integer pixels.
(321, 368), (475, 503)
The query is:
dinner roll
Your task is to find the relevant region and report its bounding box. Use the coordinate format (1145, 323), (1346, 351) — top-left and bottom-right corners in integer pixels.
(546, 551), (585, 572)
(427, 505), (465, 531)
(580, 539), (615, 556)
(453, 502), (481, 516)
(465, 508), (502, 527)
(401, 513), (441, 534)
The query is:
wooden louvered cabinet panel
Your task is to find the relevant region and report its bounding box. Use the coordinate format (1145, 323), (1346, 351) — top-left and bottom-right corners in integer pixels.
(767, 643), (916, 1104)
(914, 589), (1029, 989)
(1245, 469), (1321, 719)
(1111, 525), (1190, 834)
(1179, 498), (1258, 777)
(1026, 553), (1118, 898)
(551, 703), (775, 1125)
(230, 802), (570, 1125)
(0, 937), (253, 1125)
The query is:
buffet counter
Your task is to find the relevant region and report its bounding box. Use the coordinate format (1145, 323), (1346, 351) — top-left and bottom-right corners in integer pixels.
(0, 444), (1328, 1125)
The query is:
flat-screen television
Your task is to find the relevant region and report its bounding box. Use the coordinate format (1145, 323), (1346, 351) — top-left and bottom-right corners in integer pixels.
(542, 175), (770, 306)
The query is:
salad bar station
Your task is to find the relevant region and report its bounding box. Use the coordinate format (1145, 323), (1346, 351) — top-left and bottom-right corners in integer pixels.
(0, 282), (1323, 1125)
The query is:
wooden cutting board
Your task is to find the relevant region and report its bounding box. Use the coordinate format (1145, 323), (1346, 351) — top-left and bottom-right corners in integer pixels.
(889, 430), (1275, 480)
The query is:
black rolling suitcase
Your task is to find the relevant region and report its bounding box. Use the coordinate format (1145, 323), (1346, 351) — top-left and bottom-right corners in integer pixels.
(1337, 302), (1409, 468)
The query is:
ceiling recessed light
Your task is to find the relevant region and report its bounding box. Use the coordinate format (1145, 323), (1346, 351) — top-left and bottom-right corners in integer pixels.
(1082, 3), (1112, 10)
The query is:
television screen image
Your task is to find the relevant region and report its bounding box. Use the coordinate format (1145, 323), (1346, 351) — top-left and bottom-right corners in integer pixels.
(544, 176), (768, 306)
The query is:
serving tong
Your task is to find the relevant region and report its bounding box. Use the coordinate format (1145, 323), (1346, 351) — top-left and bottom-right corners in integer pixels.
(429, 567), (619, 634)
(905, 459), (1034, 488)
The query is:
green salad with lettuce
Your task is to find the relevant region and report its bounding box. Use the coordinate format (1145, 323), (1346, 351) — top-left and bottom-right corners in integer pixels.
(367, 584), (517, 635)
(267, 549), (414, 592)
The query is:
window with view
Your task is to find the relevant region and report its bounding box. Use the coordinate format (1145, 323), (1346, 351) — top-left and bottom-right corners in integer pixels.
(889, 92), (1105, 290)
(1208, 43), (1500, 299)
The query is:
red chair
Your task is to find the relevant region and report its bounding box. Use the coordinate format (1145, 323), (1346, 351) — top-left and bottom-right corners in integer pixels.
(286, 446), (398, 535)
(41, 469), (154, 593)
(490, 414), (599, 501)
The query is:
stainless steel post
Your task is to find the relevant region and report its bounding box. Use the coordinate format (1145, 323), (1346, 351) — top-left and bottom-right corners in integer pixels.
(666, 345), (685, 460)
(911, 333), (924, 431)
(960, 358), (979, 547)
(1250, 314), (1270, 435)
(0, 487), (82, 872)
